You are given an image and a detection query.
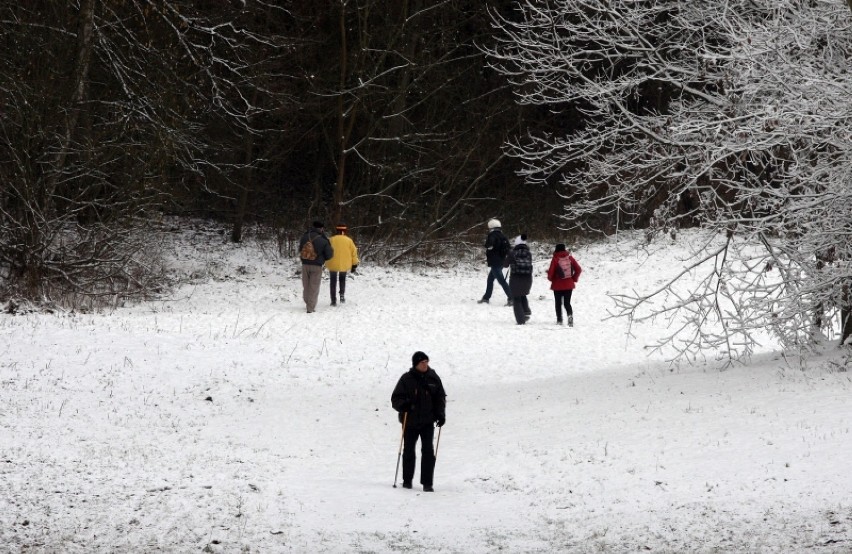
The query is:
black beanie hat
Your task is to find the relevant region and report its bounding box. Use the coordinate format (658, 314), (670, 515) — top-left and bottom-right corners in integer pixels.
(555, 243), (566, 252)
(312, 220), (324, 229)
(412, 351), (429, 367)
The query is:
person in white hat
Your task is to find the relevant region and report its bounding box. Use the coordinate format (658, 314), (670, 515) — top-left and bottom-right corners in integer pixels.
(477, 218), (512, 306)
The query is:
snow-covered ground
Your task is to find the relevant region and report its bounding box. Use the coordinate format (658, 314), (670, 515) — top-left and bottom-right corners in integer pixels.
(1, 223), (850, 553)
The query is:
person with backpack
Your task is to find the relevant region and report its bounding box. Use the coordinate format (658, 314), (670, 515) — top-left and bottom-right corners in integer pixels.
(503, 234), (534, 325)
(298, 221), (334, 313)
(546, 243), (582, 326)
(477, 218), (513, 306)
(391, 351), (447, 492)
(326, 223), (359, 306)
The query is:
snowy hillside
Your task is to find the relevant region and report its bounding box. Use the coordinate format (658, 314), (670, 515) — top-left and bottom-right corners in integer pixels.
(1, 222), (850, 553)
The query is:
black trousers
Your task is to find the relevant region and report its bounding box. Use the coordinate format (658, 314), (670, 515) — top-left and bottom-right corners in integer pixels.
(513, 295), (531, 324)
(402, 423), (436, 486)
(554, 289), (573, 321)
(329, 271), (347, 301)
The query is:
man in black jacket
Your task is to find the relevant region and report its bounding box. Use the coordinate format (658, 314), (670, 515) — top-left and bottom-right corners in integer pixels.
(478, 218), (512, 306)
(391, 351), (447, 492)
(298, 221), (334, 313)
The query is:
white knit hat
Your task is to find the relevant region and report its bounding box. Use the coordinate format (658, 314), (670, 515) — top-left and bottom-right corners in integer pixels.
(513, 235), (526, 246)
(487, 218), (501, 229)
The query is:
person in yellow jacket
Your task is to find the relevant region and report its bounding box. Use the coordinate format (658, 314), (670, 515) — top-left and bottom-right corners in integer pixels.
(327, 224), (360, 306)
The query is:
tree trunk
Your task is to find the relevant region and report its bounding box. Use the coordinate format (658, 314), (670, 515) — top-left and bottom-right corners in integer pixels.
(231, 87), (259, 243)
(52, 0), (96, 185)
(332, 1), (358, 225)
(842, 281), (852, 346)
(827, 0), (848, 345)
(231, 131), (255, 243)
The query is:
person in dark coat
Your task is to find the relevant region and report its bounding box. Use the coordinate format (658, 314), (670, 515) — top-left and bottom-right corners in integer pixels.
(546, 243), (582, 326)
(391, 351), (447, 492)
(504, 234), (533, 325)
(478, 219), (512, 306)
(298, 221), (334, 313)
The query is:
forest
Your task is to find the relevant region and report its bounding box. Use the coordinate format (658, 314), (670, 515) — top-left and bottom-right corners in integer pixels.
(1, 1), (851, 349)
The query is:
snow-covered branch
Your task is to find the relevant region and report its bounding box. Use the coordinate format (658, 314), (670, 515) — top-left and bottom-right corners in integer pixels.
(488, 0), (852, 356)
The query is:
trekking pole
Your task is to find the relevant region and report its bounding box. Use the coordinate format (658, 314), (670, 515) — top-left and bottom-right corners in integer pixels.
(434, 425), (442, 460)
(393, 412), (408, 488)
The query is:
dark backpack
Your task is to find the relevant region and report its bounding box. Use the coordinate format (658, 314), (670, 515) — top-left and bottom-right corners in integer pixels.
(299, 236), (318, 260)
(497, 234), (511, 258)
(512, 246), (533, 275)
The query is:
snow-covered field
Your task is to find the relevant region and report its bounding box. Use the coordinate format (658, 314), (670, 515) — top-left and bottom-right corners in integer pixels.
(1, 223), (850, 553)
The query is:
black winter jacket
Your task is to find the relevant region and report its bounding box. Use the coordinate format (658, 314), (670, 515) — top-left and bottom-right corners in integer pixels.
(391, 368), (446, 428)
(299, 229), (334, 266)
(484, 229), (509, 268)
(504, 244), (533, 296)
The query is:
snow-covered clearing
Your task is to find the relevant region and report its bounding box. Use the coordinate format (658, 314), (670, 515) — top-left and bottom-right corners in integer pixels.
(1, 224), (850, 552)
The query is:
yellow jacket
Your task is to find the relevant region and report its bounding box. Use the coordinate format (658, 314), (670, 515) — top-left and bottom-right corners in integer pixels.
(327, 234), (360, 272)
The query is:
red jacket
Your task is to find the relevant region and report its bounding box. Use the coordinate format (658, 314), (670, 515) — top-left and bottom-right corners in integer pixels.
(546, 251), (582, 291)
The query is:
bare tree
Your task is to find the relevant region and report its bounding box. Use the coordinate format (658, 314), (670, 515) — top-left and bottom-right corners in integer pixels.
(283, 0), (526, 257)
(487, 0), (852, 356)
(0, 2), (294, 305)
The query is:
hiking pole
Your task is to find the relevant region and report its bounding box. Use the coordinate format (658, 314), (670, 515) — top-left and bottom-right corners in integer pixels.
(434, 425), (442, 460)
(393, 412), (408, 488)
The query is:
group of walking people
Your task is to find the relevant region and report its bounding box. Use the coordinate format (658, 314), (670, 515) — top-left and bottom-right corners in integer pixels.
(298, 222), (445, 492)
(386, 220), (583, 493)
(297, 217), (581, 494)
(298, 217), (582, 326)
(298, 220), (359, 313)
(479, 218), (582, 326)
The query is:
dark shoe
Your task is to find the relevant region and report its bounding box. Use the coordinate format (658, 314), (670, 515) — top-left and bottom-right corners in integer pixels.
(524, 315), (530, 322)
(423, 485), (434, 492)
(402, 481), (412, 489)
(477, 298), (489, 304)
(340, 295), (345, 303)
(567, 315), (574, 327)
(331, 300), (337, 306)
(506, 299), (513, 307)
(556, 319), (563, 325)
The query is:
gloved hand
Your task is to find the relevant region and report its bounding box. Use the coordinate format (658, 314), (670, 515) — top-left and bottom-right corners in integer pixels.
(397, 403), (410, 413)
(436, 416), (445, 427)
(351, 265), (358, 274)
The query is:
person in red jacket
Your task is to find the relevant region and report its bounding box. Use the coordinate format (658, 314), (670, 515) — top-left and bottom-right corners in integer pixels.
(546, 243), (582, 326)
